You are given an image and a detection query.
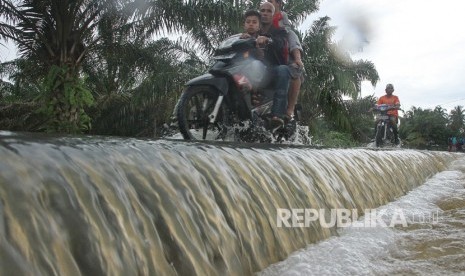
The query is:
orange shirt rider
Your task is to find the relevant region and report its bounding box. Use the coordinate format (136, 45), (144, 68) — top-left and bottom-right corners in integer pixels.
(377, 95), (400, 117)
(377, 83), (400, 118)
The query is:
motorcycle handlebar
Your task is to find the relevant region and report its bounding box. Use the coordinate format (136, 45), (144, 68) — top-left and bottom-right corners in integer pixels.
(372, 104), (399, 110)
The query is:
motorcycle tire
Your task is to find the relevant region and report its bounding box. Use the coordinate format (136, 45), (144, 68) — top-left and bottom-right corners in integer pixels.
(375, 124), (384, 147)
(388, 126), (396, 144)
(176, 86), (230, 140)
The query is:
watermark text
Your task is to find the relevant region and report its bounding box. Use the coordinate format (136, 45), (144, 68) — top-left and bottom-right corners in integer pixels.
(277, 208), (441, 228)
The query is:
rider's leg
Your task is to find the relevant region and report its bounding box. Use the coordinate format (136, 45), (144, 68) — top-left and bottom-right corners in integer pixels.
(286, 66), (303, 118)
(271, 65), (291, 120)
(287, 78), (300, 117)
(268, 65), (291, 130)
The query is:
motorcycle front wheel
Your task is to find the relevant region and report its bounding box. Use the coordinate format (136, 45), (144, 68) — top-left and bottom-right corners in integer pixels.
(176, 86), (230, 140)
(375, 124), (384, 147)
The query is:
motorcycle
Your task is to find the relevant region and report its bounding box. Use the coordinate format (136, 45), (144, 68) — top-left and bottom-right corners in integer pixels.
(373, 104), (399, 147)
(173, 34), (300, 142)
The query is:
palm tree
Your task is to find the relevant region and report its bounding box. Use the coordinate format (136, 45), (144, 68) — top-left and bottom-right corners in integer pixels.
(345, 95), (378, 142)
(0, 58), (42, 102)
(448, 105), (464, 134)
(400, 106), (450, 148)
(300, 16), (379, 135)
(0, 0), (133, 133)
(84, 37), (206, 136)
(132, 0), (319, 53)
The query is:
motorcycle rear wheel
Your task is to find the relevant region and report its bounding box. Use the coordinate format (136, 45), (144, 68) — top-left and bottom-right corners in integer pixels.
(176, 86), (230, 140)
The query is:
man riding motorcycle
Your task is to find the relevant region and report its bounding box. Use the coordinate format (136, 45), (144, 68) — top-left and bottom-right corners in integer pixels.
(256, 2), (291, 130)
(375, 83), (401, 145)
(172, 5), (294, 141)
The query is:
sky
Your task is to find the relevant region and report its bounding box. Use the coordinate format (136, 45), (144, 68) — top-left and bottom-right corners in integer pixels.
(2, 0), (465, 114)
(301, 0), (465, 114)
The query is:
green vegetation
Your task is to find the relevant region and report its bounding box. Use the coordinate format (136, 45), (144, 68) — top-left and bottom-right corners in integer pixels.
(1, 0), (463, 149)
(400, 105), (464, 150)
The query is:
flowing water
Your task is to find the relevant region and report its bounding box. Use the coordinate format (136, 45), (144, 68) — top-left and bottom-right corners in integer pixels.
(259, 158), (465, 275)
(0, 131), (462, 275)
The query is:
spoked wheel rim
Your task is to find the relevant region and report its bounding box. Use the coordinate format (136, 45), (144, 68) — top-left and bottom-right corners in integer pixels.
(177, 86), (229, 140)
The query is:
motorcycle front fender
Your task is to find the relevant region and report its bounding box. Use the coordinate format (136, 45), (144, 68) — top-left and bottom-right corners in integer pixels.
(185, 74), (229, 95)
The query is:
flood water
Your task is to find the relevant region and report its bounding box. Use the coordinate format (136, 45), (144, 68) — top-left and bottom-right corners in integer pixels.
(260, 157), (465, 275)
(0, 131), (463, 275)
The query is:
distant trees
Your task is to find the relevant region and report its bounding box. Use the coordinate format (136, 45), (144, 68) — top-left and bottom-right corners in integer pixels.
(399, 105), (464, 149)
(448, 105), (465, 134)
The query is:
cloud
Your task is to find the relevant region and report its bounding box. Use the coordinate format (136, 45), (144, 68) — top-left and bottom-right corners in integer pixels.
(301, 0), (465, 113)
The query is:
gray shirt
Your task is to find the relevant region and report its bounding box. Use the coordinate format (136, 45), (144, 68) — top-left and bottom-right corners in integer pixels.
(277, 12), (303, 63)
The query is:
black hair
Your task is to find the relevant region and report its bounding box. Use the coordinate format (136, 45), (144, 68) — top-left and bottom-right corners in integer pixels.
(244, 9), (261, 22)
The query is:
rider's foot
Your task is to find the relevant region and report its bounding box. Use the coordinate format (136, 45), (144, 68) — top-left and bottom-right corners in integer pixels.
(283, 114), (293, 124)
(394, 138), (400, 145)
(269, 116), (284, 132)
(283, 115), (296, 130)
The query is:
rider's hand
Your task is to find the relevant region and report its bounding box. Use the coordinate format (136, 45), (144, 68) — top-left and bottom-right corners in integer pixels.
(256, 36), (269, 47)
(240, 33), (251, 39)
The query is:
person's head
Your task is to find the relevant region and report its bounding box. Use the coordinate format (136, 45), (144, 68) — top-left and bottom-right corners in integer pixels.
(259, 2), (275, 26)
(267, 0), (283, 12)
(385, 83), (394, 95)
(244, 10), (261, 36)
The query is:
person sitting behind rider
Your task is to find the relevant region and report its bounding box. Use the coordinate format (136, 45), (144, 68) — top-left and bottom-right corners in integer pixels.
(267, 0), (305, 120)
(257, 2), (291, 130)
(375, 83), (401, 144)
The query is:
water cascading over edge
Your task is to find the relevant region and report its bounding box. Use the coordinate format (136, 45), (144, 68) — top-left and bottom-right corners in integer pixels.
(0, 132), (458, 275)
